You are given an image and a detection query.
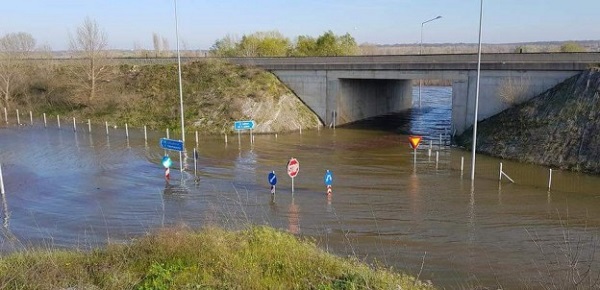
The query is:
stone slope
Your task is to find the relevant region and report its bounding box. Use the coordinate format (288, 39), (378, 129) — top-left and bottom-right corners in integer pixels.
(457, 68), (600, 173)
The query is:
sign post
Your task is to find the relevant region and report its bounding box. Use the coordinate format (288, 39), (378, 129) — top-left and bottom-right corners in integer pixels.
(234, 120), (256, 147)
(193, 148), (198, 180)
(160, 138), (184, 178)
(268, 171), (277, 195)
(324, 170), (333, 195)
(408, 135), (423, 165)
(287, 157), (299, 194)
(162, 155), (173, 181)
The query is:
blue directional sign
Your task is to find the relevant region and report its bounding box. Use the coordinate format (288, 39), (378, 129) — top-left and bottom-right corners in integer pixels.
(268, 171), (277, 186)
(324, 170), (333, 186)
(160, 138), (184, 152)
(161, 155), (173, 168)
(234, 120), (256, 130)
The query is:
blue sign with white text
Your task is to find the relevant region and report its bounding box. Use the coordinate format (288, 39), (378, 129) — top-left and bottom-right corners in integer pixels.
(268, 171), (277, 186)
(234, 120), (256, 130)
(160, 138), (184, 152)
(324, 170), (333, 186)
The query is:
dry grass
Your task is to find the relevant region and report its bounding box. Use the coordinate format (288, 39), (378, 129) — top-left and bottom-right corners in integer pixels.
(498, 76), (531, 106)
(0, 225), (436, 289)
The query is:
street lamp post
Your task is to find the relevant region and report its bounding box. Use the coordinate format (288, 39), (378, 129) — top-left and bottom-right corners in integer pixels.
(173, 0), (186, 173)
(174, 0), (185, 144)
(419, 15), (442, 108)
(470, 0), (484, 181)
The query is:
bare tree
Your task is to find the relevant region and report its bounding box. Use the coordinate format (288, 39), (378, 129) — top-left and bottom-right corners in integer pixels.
(161, 36), (170, 56)
(152, 32), (162, 56)
(69, 16), (108, 105)
(0, 32), (36, 109)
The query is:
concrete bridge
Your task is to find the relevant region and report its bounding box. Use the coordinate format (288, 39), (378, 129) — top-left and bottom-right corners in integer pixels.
(228, 53), (599, 134)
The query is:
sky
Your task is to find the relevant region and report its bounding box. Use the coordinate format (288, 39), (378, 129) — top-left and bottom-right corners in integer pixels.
(1, 0), (599, 51)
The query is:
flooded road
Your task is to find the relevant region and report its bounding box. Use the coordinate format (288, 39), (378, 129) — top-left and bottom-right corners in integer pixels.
(1, 87), (600, 289)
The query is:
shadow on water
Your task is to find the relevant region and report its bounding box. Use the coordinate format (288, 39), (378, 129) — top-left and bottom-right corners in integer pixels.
(340, 86), (452, 139)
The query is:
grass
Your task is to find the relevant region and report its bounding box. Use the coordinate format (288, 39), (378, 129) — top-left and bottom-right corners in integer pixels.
(0, 225), (435, 289)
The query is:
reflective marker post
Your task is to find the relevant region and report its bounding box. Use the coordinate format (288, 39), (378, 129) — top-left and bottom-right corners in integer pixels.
(324, 170), (333, 195)
(193, 148), (198, 179)
(268, 171), (277, 195)
(548, 168), (553, 191)
(0, 163), (5, 194)
(162, 155), (173, 181)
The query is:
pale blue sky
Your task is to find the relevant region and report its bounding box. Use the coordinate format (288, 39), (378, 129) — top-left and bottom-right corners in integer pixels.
(1, 0), (598, 50)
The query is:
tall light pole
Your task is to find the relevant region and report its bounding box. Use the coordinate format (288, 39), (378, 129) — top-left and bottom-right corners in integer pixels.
(419, 15), (442, 108)
(174, 0), (185, 144)
(470, 0), (484, 181)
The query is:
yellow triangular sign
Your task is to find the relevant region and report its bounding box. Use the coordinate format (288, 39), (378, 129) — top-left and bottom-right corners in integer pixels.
(408, 135), (422, 149)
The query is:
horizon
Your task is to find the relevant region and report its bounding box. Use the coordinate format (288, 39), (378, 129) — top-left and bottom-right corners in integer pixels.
(2, 0), (599, 51)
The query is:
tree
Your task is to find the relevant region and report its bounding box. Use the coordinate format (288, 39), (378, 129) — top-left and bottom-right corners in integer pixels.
(69, 17), (108, 105)
(560, 42), (586, 53)
(152, 32), (162, 56)
(210, 34), (238, 57)
(292, 31), (358, 56)
(256, 31), (290, 56)
(338, 33), (358, 55)
(161, 36), (170, 56)
(0, 32), (36, 109)
(292, 35), (317, 56)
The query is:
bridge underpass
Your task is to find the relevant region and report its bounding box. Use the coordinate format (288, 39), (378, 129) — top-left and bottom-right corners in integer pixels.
(229, 53), (596, 134)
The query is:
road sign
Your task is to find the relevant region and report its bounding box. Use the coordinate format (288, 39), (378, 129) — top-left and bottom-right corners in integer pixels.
(160, 138), (184, 152)
(234, 120), (256, 130)
(161, 155), (172, 168)
(408, 135), (423, 149)
(324, 170), (333, 186)
(287, 158), (299, 178)
(268, 171), (277, 186)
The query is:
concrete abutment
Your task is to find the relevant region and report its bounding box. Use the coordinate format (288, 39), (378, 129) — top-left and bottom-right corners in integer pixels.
(273, 69), (579, 134)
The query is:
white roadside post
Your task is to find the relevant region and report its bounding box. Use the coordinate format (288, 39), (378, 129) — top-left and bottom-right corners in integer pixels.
(0, 163), (5, 194)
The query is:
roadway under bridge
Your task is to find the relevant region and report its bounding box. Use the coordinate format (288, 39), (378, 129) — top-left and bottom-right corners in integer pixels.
(228, 53), (599, 135)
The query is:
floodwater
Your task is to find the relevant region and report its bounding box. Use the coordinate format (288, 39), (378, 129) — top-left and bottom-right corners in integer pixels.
(1, 87), (600, 289)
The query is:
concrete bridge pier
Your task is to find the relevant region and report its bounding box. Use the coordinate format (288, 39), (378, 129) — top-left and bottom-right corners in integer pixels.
(451, 70), (579, 135)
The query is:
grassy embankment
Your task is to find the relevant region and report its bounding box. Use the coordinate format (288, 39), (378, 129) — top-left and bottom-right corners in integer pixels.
(0, 226), (434, 289)
(16, 59), (320, 134)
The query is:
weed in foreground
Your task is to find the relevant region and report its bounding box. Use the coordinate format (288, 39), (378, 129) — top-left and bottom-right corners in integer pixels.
(0, 225), (435, 289)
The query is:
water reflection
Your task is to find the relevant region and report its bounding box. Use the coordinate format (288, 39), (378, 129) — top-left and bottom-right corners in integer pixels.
(288, 198), (299, 234)
(1, 192), (9, 230)
(409, 171), (422, 220)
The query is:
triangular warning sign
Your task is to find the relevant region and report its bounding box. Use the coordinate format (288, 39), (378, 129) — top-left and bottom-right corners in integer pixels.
(408, 135), (422, 149)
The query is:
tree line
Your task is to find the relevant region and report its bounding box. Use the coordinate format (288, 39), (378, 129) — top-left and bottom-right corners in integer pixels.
(0, 16), (108, 110)
(0, 18), (593, 112)
(209, 30), (359, 57)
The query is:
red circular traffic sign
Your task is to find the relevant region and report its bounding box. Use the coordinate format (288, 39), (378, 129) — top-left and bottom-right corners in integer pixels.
(287, 158), (299, 178)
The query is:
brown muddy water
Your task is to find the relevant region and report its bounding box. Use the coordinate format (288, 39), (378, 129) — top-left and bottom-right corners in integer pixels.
(1, 87), (600, 289)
